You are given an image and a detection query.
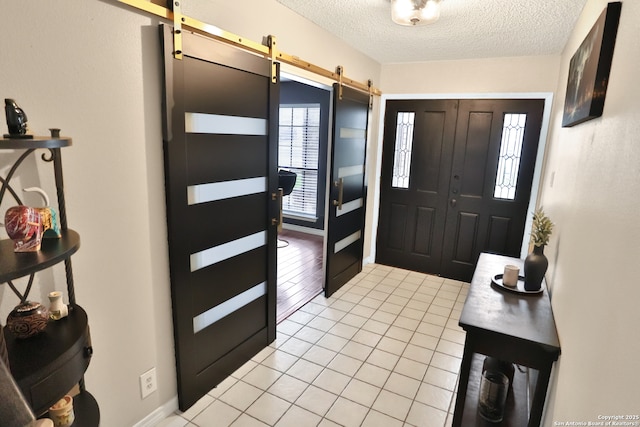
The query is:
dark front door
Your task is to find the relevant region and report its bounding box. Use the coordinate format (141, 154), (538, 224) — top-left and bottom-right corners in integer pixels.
(325, 85), (370, 297)
(376, 99), (544, 282)
(161, 26), (278, 410)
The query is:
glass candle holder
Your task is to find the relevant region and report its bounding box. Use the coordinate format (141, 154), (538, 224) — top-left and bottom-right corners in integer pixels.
(478, 370), (509, 422)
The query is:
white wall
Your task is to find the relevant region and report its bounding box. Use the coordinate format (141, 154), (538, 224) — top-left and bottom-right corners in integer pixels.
(0, 1), (380, 425)
(538, 0), (640, 423)
(381, 55), (561, 94)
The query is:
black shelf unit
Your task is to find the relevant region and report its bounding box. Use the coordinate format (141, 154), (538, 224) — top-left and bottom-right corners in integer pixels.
(1, 136), (99, 424)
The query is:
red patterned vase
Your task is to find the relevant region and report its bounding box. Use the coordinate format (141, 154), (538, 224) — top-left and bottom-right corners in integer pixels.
(4, 205), (43, 252)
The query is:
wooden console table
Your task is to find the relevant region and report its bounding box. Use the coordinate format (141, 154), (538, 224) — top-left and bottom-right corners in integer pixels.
(452, 252), (561, 427)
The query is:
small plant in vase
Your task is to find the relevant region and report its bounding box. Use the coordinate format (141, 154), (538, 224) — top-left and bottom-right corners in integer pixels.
(525, 208), (554, 291)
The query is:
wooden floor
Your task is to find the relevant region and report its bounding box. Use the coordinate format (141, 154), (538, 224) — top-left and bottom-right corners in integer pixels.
(277, 228), (324, 323)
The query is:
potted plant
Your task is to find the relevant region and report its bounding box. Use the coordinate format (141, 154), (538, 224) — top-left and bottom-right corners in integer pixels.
(524, 208), (554, 291)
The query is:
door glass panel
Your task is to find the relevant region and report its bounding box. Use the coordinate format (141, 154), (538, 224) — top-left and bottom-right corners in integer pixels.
(392, 112), (415, 189)
(279, 105), (320, 217)
(494, 113), (527, 200)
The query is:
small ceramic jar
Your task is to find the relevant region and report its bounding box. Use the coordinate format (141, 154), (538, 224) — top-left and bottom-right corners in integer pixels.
(6, 301), (49, 339)
(49, 395), (75, 427)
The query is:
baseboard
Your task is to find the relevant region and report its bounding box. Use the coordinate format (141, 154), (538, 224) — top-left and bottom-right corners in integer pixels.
(132, 396), (179, 427)
(282, 223), (325, 236)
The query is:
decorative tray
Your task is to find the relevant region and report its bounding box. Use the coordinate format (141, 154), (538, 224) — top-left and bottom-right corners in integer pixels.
(491, 274), (543, 295)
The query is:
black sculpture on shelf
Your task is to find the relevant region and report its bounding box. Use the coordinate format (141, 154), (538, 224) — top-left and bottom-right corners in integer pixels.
(4, 98), (32, 139)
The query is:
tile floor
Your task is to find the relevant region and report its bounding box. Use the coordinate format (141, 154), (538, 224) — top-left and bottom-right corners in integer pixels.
(157, 263), (469, 427)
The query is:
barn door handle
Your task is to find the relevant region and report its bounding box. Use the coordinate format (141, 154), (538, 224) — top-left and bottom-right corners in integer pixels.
(332, 178), (344, 210)
(272, 188), (283, 226)
(450, 198), (457, 208)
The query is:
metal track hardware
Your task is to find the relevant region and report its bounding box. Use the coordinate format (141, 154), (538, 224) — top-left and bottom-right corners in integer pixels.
(117, 0), (382, 96)
(336, 66), (344, 100)
(172, 0), (183, 59)
(267, 35), (278, 84)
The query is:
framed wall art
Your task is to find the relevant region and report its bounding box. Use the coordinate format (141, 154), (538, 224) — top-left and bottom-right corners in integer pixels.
(562, 2), (622, 128)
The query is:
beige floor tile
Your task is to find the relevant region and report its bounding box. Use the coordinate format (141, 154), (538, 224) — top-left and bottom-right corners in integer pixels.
(402, 343), (434, 364)
(302, 345), (337, 366)
(279, 336), (314, 357)
(424, 366), (458, 391)
(362, 318), (391, 335)
(406, 401), (447, 427)
(385, 325), (414, 342)
(384, 372), (421, 399)
(328, 322), (359, 340)
(435, 339), (464, 358)
(352, 329), (383, 347)
(340, 378), (381, 407)
(267, 374), (309, 403)
(242, 365), (282, 390)
(293, 325), (326, 344)
(372, 389), (413, 421)
(340, 340), (374, 361)
(354, 362), (392, 388)
(295, 385), (338, 416)
(285, 358), (323, 383)
(327, 353), (363, 376)
(229, 413), (269, 427)
(261, 350), (299, 373)
(325, 396), (369, 427)
(179, 393), (214, 420)
(367, 348), (400, 370)
(208, 375), (237, 398)
(219, 381), (263, 411)
(376, 336), (408, 355)
(394, 357), (428, 381)
(361, 410), (404, 427)
(429, 352), (462, 374)
(415, 382), (453, 411)
(316, 333), (349, 352)
(440, 328), (465, 345)
(409, 332), (439, 351)
(192, 400), (241, 427)
(274, 405), (322, 427)
(340, 313), (368, 328)
(312, 368), (351, 394)
(307, 316), (336, 331)
(245, 392), (291, 425)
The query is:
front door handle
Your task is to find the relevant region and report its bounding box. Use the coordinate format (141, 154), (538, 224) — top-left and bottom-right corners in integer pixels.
(332, 178), (344, 210)
(450, 198), (457, 208)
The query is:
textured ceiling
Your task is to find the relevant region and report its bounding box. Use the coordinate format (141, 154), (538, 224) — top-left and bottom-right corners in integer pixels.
(276, 0), (588, 64)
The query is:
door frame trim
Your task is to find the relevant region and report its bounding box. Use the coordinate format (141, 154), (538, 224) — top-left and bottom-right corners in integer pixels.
(368, 92), (554, 264)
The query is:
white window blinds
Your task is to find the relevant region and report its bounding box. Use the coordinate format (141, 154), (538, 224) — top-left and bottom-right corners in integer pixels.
(279, 105), (320, 218)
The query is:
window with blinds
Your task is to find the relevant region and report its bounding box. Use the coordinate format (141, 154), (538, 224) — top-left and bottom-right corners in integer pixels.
(279, 105), (320, 218)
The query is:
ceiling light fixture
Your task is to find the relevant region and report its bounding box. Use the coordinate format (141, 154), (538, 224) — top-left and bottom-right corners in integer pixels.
(391, 0), (442, 26)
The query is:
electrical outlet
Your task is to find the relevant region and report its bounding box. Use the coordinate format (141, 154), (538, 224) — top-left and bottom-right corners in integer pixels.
(139, 367), (157, 399)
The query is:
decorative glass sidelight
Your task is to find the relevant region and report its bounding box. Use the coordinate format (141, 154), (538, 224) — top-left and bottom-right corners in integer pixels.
(494, 113), (527, 200)
(392, 112), (415, 189)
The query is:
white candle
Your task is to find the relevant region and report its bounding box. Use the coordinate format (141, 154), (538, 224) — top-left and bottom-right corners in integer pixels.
(503, 265), (519, 287)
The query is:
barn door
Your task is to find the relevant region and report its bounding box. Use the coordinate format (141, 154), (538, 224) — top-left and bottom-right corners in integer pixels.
(325, 85), (370, 297)
(160, 25), (278, 410)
